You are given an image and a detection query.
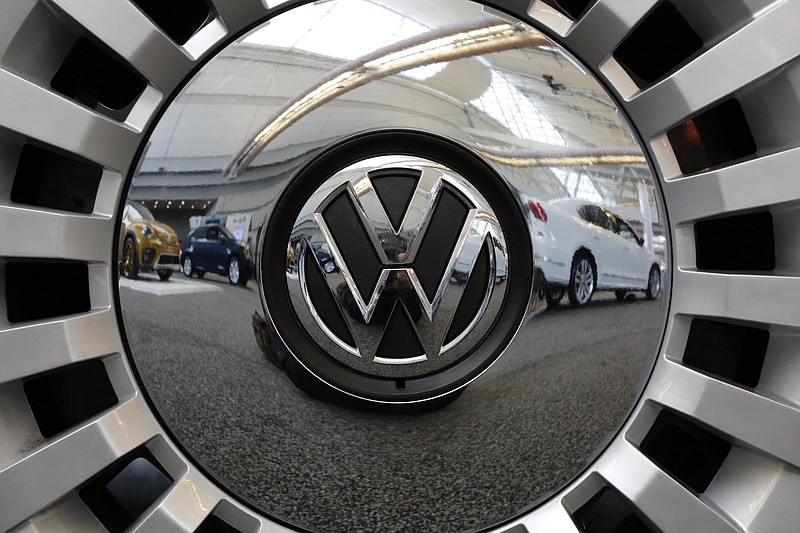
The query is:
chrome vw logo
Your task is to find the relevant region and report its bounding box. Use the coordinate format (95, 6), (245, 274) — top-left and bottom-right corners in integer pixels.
(286, 156), (509, 378)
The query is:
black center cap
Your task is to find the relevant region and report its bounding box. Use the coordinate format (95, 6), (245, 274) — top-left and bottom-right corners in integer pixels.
(262, 131), (532, 402)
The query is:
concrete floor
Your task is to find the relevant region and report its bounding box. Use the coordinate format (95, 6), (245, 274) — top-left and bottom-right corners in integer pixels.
(120, 271), (665, 532)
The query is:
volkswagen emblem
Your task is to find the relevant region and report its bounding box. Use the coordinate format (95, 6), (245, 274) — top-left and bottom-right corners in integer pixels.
(262, 132), (531, 402)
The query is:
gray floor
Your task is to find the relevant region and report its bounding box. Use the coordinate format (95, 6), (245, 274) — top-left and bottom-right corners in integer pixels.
(121, 273), (665, 532)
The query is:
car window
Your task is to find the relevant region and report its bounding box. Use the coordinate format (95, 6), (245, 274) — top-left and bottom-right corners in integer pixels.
(126, 202), (155, 221)
(220, 226), (235, 241)
(126, 204), (143, 221)
(602, 210), (618, 233)
(578, 204), (597, 225)
(207, 226), (220, 241)
(190, 227), (206, 241)
(618, 220), (640, 243)
(579, 205), (612, 231)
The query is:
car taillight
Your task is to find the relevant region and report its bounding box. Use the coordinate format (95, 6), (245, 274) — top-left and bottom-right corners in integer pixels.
(529, 201), (548, 222)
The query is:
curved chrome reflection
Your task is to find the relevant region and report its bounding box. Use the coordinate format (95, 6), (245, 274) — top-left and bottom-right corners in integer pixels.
(119, 0), (668, 531)
(225, 20), (553, 176)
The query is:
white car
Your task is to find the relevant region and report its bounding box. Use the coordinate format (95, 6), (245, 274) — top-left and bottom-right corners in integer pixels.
(525, 198), (661, 308)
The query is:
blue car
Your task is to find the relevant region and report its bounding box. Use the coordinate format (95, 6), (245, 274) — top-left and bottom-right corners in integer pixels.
(180, 224), (251, 286)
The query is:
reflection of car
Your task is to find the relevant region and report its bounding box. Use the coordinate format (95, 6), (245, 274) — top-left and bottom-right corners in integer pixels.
(180, 224), (251, 286)
(525, 198), (661, 308)
(120, 202), (180, 281)
(310, 243), (337, 273)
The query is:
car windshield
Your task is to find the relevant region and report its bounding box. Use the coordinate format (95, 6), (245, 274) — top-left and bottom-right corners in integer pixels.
(127, 202), (155, 221)
(220, 226), (236, 241)
(201, 225), (237, 241)
(617, 218), (641, 243)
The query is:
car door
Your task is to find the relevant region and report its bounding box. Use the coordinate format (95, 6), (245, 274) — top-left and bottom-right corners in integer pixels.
(578, 205), (621, 287)
(616, 218), (650, 288)
(205, 226), (228, 273)
(188, 226), (209, 269)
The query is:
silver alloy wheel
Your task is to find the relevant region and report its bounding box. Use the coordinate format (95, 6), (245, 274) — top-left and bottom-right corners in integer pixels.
(182, 255), (193, 277)
(228, 256), (240, 285)
(2, 1), (800, 532)
(647, 266), (661, 300)
(571, 257), (594, 306)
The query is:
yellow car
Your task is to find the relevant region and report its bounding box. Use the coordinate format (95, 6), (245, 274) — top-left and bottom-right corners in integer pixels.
(120, 201), (181, 281)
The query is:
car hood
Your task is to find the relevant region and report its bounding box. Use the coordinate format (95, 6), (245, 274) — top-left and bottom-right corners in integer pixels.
(137, 220), (179, 242)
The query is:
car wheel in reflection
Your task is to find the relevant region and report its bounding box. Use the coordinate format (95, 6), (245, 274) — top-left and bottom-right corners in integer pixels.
(157, 269), (172, 282)
(568, 253), (595, 308)
(121, 237), (138, 280)
(181, 255), (193, 277)
(615, 289), (627, 302)
(645, 265), (661, 300)
(228, 256), (245, 286)
(546, 286), (565, 308)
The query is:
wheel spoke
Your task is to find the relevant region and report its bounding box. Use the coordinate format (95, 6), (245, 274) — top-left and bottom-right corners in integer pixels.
(0, 397), (159, 531)
(673, 270), (800, 328)
(0, 207), (112, 263)
(129, 474), (222, 533)
(594, 439), (737, 533)
(208, 0), (271, 33)
(0, 310), (122, 385)
(628, 1), (800, 139)
(49, 0), (193, 92)
(704, 446), (800, 532)
(664, 147), (800, 224)
(0, 70), (141, 173)
(515, 499), (580, 532)
(653, 361), (800, 469)
(560, 0), (660, 67)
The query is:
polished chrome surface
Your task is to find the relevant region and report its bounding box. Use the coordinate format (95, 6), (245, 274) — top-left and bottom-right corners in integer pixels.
(288, 157), (508, 379)
(5, 0), (800, 532)
(115, 1), (666, 530)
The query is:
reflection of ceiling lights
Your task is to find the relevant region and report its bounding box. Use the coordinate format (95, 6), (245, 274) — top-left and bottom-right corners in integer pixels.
(225, 21), (553, 177)
(138, 200), (213, 210)
(477, 148), (647, 167)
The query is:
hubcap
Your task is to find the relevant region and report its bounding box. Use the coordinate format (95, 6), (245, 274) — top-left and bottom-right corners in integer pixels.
(116, 4), (665, 529)
(229, 258), (239, 284)
(649, 268), (660, 295)
(10, 0), (800, 532)
(575, 259), (594, 303)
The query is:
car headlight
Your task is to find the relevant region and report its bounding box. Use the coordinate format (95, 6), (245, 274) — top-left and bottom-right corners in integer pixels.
(141, 226), (153, 239)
